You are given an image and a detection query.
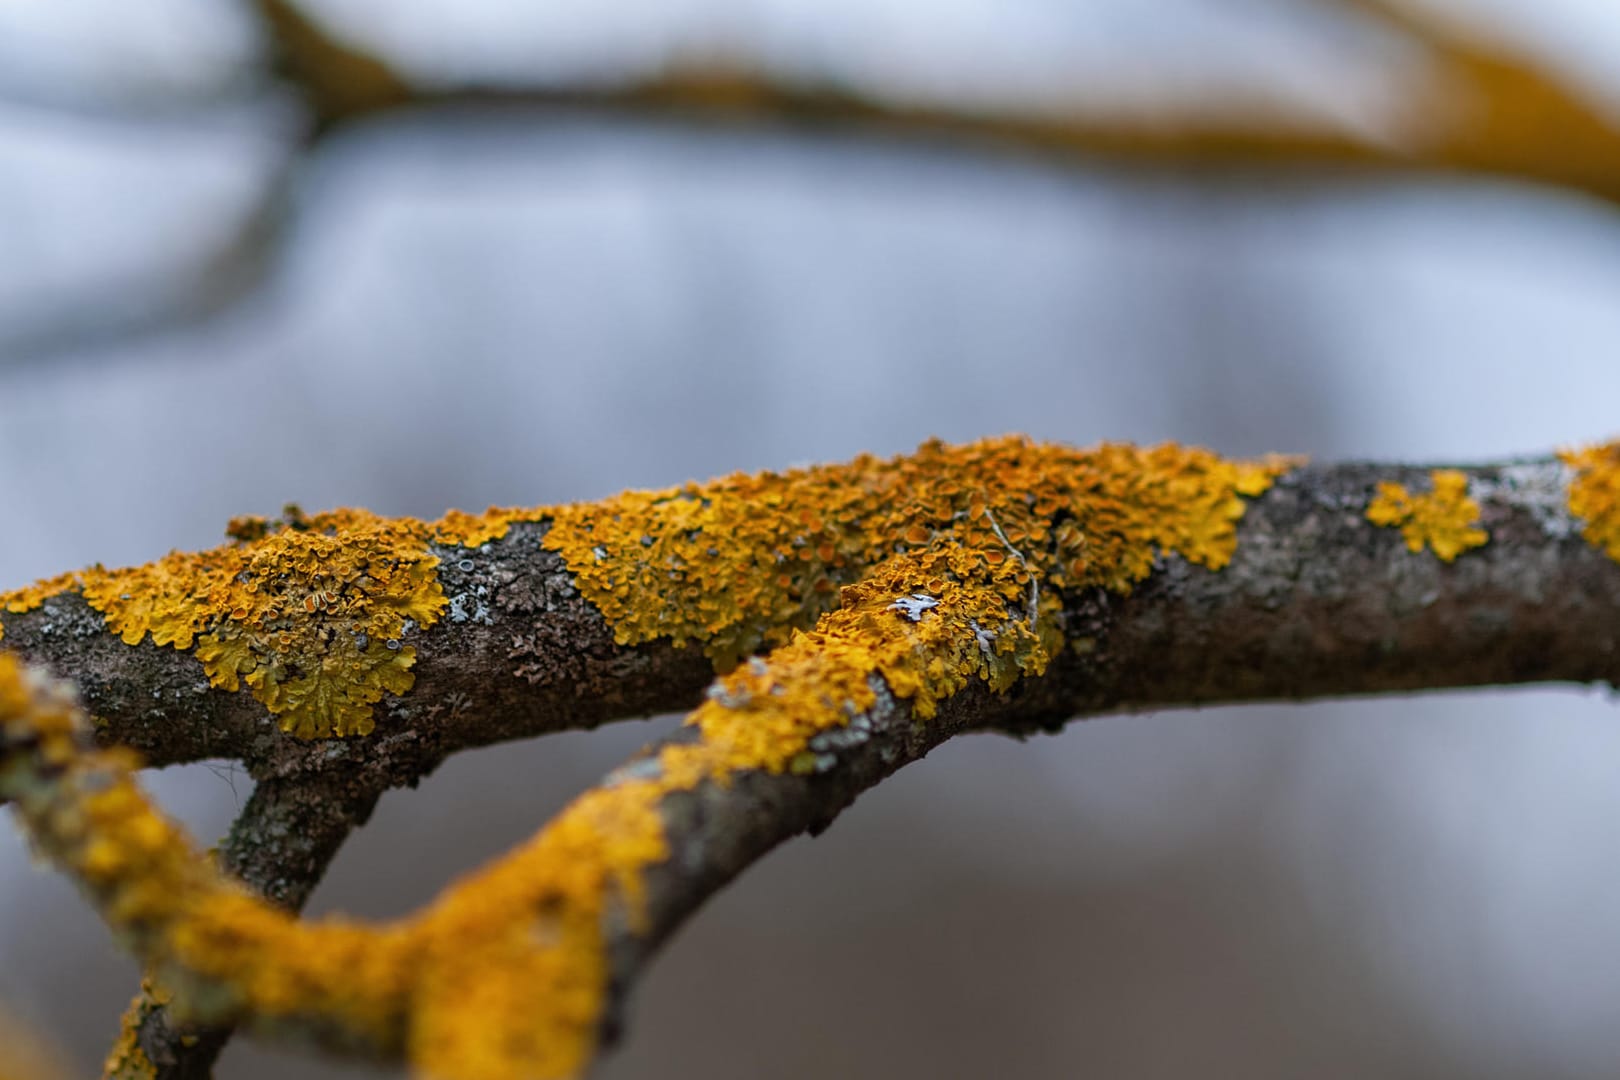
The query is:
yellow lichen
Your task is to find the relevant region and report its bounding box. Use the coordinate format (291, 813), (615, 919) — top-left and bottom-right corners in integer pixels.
(0, 438), (1292, 738)
(103, 979), (167, 1080)
(0, 438), (1296, 1080)
(0, 508), (463, 738)
(0, 651), (418, 1050)
(431, 507), (538, 548)
(0, 494), (571, 733)
(1562, 441), (1620, 561)
(371, 439), (1302, 1077)
(1366, 469), (1488, 562)
(543, 437), (1297, 669)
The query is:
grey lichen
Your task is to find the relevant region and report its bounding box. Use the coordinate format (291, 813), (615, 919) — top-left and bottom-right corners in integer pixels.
(1470, 461), (1581, 540)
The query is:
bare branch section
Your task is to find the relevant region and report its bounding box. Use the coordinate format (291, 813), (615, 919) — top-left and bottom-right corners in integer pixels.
(5, 437), (1620, 1077)
(10, 0), (1620, 365)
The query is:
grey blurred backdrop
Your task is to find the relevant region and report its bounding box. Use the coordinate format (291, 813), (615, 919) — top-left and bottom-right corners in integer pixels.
(6, 1), (1620, 1076)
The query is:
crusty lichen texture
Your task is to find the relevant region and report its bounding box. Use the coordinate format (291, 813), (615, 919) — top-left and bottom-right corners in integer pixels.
(0, 651), (419, 1062)
(406, 438), (1299, 1077)
(102, 979), (165, 1080)
(0, 506), (522, 738)
(542, 437), (1294, 669)
(1562, 440), (1620, 561)
(0, 440), (1289, 1080)
(0, 438), (1288, 743)
(1366, 468), (1488, 562)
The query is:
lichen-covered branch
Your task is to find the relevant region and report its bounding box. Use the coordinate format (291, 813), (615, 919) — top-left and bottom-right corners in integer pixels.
(0, 442), (1290, 1078)
(7, 437), (1620, 1077)
(0, 510), (716, 775)
(0, 440), (1283, 771)
(109, 760), (398, 1079)
(2, 438), (1618, 775)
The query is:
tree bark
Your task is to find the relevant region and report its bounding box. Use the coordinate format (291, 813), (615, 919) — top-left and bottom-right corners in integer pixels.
(5, 447), (1617, 1079)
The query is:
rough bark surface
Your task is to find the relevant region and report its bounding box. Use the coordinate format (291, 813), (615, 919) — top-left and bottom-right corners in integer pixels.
(0, 529), (713, 777)
(4, 450), (1617, 1079)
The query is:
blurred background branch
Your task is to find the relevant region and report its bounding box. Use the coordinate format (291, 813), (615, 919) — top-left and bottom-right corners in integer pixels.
(5, 0), (1620, 366)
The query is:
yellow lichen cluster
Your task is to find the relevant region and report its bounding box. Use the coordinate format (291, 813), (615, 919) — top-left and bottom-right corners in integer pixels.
(103, 979), (167, 1080)
(431, 506), (538, 549)
(0, 438), (1290, 738)
(0, 648), (679, 1079)
(1562, 441), (1620, 561)
(0, 507), (468, 738)
(0, 651), (415, 1055)
(1366, 469), (1488, 562)
(543, 437), (1294, 669)
(400, 437), (1297, 1076)
(0, 439), (1295, 1080)
(0, 573), (80, 635)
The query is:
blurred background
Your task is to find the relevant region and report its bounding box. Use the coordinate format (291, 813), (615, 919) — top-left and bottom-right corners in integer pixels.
(6, 0), (1620, 1076)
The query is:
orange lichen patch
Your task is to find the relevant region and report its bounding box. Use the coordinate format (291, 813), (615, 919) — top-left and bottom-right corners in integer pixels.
(386, 440), (1292, 1076)
(103, 978), (167, 1080)
(431, 506), (542, 548)
(0, 657), (212, 955)
(1, 439), (1294, 1080)
(407, 773), (669, 1079)
(158, 891), (417, 1044)
(0, 499), (552, 707)
(1561, 441), (1620, 561)
(0, 509), (447, 738)
(0, 652), (418, 1052)
(543, 436), (1297, 669)
(93, 509), (446, 739)
(1366, 469), (1489, 562)
(0, 572), (81, 644)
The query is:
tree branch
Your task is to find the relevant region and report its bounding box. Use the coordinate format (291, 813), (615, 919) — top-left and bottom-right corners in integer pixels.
(0, 527), (713, 774)
(251, 0), (412, 133)
(0, 445), (1610, 776)
(4, 438), (1620, 1077)
(317, 0), (1620, 204)
(113, 758), (398, 1077)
